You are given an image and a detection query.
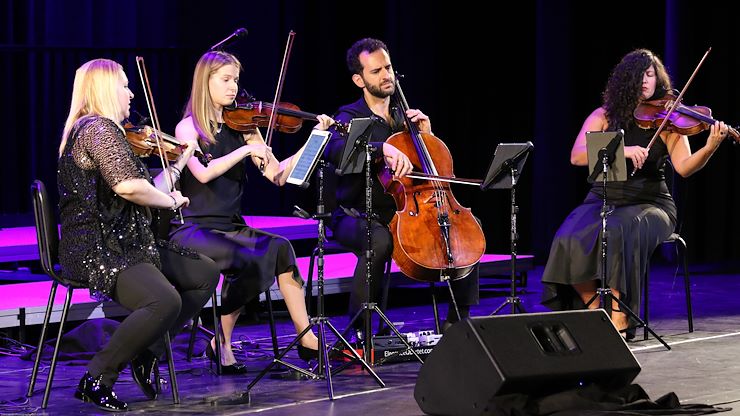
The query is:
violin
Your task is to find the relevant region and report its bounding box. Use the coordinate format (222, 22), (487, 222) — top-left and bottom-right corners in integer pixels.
(124, 121), (212, 166)
(634, 92), (740, 141)
(222, 90), (349, 135)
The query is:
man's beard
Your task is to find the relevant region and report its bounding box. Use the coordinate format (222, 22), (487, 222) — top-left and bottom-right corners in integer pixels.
(366, 81), (395, 99)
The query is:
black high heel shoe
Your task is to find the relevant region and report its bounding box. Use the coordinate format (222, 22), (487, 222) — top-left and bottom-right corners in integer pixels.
(206, 343), (248, 375)
(297, 344), (319, 361)
(74, 371), (128, 412)
(131, 349), (159, 400)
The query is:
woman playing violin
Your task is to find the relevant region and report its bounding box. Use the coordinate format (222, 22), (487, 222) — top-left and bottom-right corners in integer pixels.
(170, 50), (332, 372)
(58, 59), (219, 410)
(541, 49), (726, 338)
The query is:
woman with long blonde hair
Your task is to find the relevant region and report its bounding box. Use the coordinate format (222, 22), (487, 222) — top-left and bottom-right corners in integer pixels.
(170, 51), (333, 372)
(58, 58), (219, 411)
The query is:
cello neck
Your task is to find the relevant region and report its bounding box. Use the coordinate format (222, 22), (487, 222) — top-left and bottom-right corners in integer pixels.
(393, 77), (438, 175)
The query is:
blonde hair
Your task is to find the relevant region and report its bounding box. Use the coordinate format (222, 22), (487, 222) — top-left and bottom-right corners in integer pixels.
(59, 59), (126, 157)
(184, 51), (242, 146)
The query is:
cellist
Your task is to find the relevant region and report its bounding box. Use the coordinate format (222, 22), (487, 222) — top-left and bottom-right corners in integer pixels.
(325, 38), (481, 339)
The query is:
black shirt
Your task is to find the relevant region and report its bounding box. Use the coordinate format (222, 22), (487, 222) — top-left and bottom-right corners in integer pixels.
(325, 97), (405, 223)
(179, 125), (247, 223)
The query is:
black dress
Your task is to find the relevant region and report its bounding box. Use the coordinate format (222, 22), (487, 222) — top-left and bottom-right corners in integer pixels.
(170, 124), (301, 315)
(541, 124), (677, 318)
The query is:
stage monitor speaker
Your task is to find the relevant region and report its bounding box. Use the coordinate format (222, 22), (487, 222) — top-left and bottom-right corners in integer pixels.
(414, 310), (641, 416)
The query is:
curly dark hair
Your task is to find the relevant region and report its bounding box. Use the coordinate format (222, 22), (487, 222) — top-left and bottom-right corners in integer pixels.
(346, 38), (389, 75)
(602, 49), (672, 130)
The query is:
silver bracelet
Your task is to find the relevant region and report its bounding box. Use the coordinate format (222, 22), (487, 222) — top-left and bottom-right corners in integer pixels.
(170, 166), (181, 180)
(169, 194), (178, 210)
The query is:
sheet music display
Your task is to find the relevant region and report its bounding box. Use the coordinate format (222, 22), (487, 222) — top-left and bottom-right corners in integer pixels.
(286, 130), (331, 187)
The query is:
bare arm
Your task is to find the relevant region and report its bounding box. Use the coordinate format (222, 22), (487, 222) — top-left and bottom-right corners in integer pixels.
(664, 121), (725, 177)
(571, 108), (608, 166)
(257, 115), (335, 186)
(176, 116), (257, 184)
(571, 107), (650, 170)
(113, 178), (189, 209)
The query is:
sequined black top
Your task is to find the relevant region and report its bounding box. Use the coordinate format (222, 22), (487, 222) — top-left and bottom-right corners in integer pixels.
(58, 116), (160, 300)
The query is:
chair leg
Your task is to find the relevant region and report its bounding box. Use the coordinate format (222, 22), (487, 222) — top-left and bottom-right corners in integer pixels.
(643, 268), (650, 341)
(211, 292), (222, 375)
(265, 290), (279, 357)
(41, 286), (72, 409)
(27, 281), (58, 398)
(676, 236), (693, 333)
(186, 316), (199, 362)
(163, 332), (179, 404)
(306, 248), (317, 317)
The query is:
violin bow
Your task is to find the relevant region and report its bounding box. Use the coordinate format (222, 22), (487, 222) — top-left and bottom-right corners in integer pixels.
(260, 30), (296, 174)
(135, 56), (184, 223)
(644, 47), (711, 151)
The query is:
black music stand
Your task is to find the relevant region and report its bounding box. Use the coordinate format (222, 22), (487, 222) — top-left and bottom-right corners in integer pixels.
(481, 142), (533, 315)
(243, 130), (384, 401)
(333, 117), (423, 370)
(584, 130), (670, 350)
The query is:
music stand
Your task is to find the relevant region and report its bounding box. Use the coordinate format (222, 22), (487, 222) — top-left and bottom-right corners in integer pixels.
(333, 117), (424, 370)
(584, 130), (670, 350)
(482, 142), (533, 315)
(243, 128), (384, 400)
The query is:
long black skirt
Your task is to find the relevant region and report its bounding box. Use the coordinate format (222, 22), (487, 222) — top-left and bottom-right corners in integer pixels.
(541, 199), (674, 318)
(170, 219), (302, 315)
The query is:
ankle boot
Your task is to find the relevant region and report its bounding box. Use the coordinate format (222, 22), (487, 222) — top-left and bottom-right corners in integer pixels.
(131, 349), (159, 400)
(74, 371), (128, 412)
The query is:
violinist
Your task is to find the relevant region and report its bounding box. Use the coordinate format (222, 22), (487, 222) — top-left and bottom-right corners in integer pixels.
(170, 50), (331, 372)
(58, 59), (220, 411)
(541, 49), (726, 339)
(324, 38), (481, 338)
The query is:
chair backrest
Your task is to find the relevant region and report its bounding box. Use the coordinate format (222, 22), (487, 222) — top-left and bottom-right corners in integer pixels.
(31, 180), (61, 280)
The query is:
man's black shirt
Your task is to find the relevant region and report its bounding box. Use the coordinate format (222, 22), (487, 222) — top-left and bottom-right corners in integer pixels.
(325, 97), (405, 224)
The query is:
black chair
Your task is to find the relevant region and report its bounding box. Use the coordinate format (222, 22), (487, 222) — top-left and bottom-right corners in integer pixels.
(26, 180), (180, 407)
(643, 232), (693, 340)
(642, 161), (693, 340)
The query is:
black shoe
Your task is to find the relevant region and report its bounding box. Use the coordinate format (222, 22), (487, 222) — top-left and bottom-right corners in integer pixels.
(297, 344), (319, 361)
(206, 343), (248, 375)
(74, 371), (128, 412)
(130, 350), (158, 400)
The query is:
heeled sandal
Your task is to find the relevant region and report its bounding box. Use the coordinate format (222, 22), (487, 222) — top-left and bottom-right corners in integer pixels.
(206, 343), (248, 375)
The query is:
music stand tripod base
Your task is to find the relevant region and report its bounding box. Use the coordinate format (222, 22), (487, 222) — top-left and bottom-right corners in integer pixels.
(584, 130), (670, 351)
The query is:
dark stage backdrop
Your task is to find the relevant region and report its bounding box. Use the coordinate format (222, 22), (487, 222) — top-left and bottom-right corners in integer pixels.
(2, 0), (739, 265)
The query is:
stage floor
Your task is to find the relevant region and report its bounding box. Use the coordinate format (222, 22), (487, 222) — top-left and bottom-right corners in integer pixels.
(1, 263), (739, 415)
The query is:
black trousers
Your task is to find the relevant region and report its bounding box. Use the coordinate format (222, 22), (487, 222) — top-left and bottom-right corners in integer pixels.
(330, 210), (480, 322)
(87, 249), (219, 386)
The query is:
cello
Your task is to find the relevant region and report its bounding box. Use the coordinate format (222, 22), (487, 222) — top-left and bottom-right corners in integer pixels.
(379, 78), (486, 282)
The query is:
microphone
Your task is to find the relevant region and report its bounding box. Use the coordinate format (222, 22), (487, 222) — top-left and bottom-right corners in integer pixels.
(209, 28), (248, 51)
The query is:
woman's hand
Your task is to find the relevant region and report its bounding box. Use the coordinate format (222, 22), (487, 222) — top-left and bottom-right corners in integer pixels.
(382, 143), (413, 178)
(246, 143), (273, 167)
(706, 121), (728, 150)
(169, 190), (189, 209)
(313, 114), (335, 131)
(624, 145), (649, 170)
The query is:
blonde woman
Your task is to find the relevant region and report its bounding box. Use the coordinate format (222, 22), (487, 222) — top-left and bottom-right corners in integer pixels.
(171, 51), (332, 372)
(58, 58), (219, 411)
